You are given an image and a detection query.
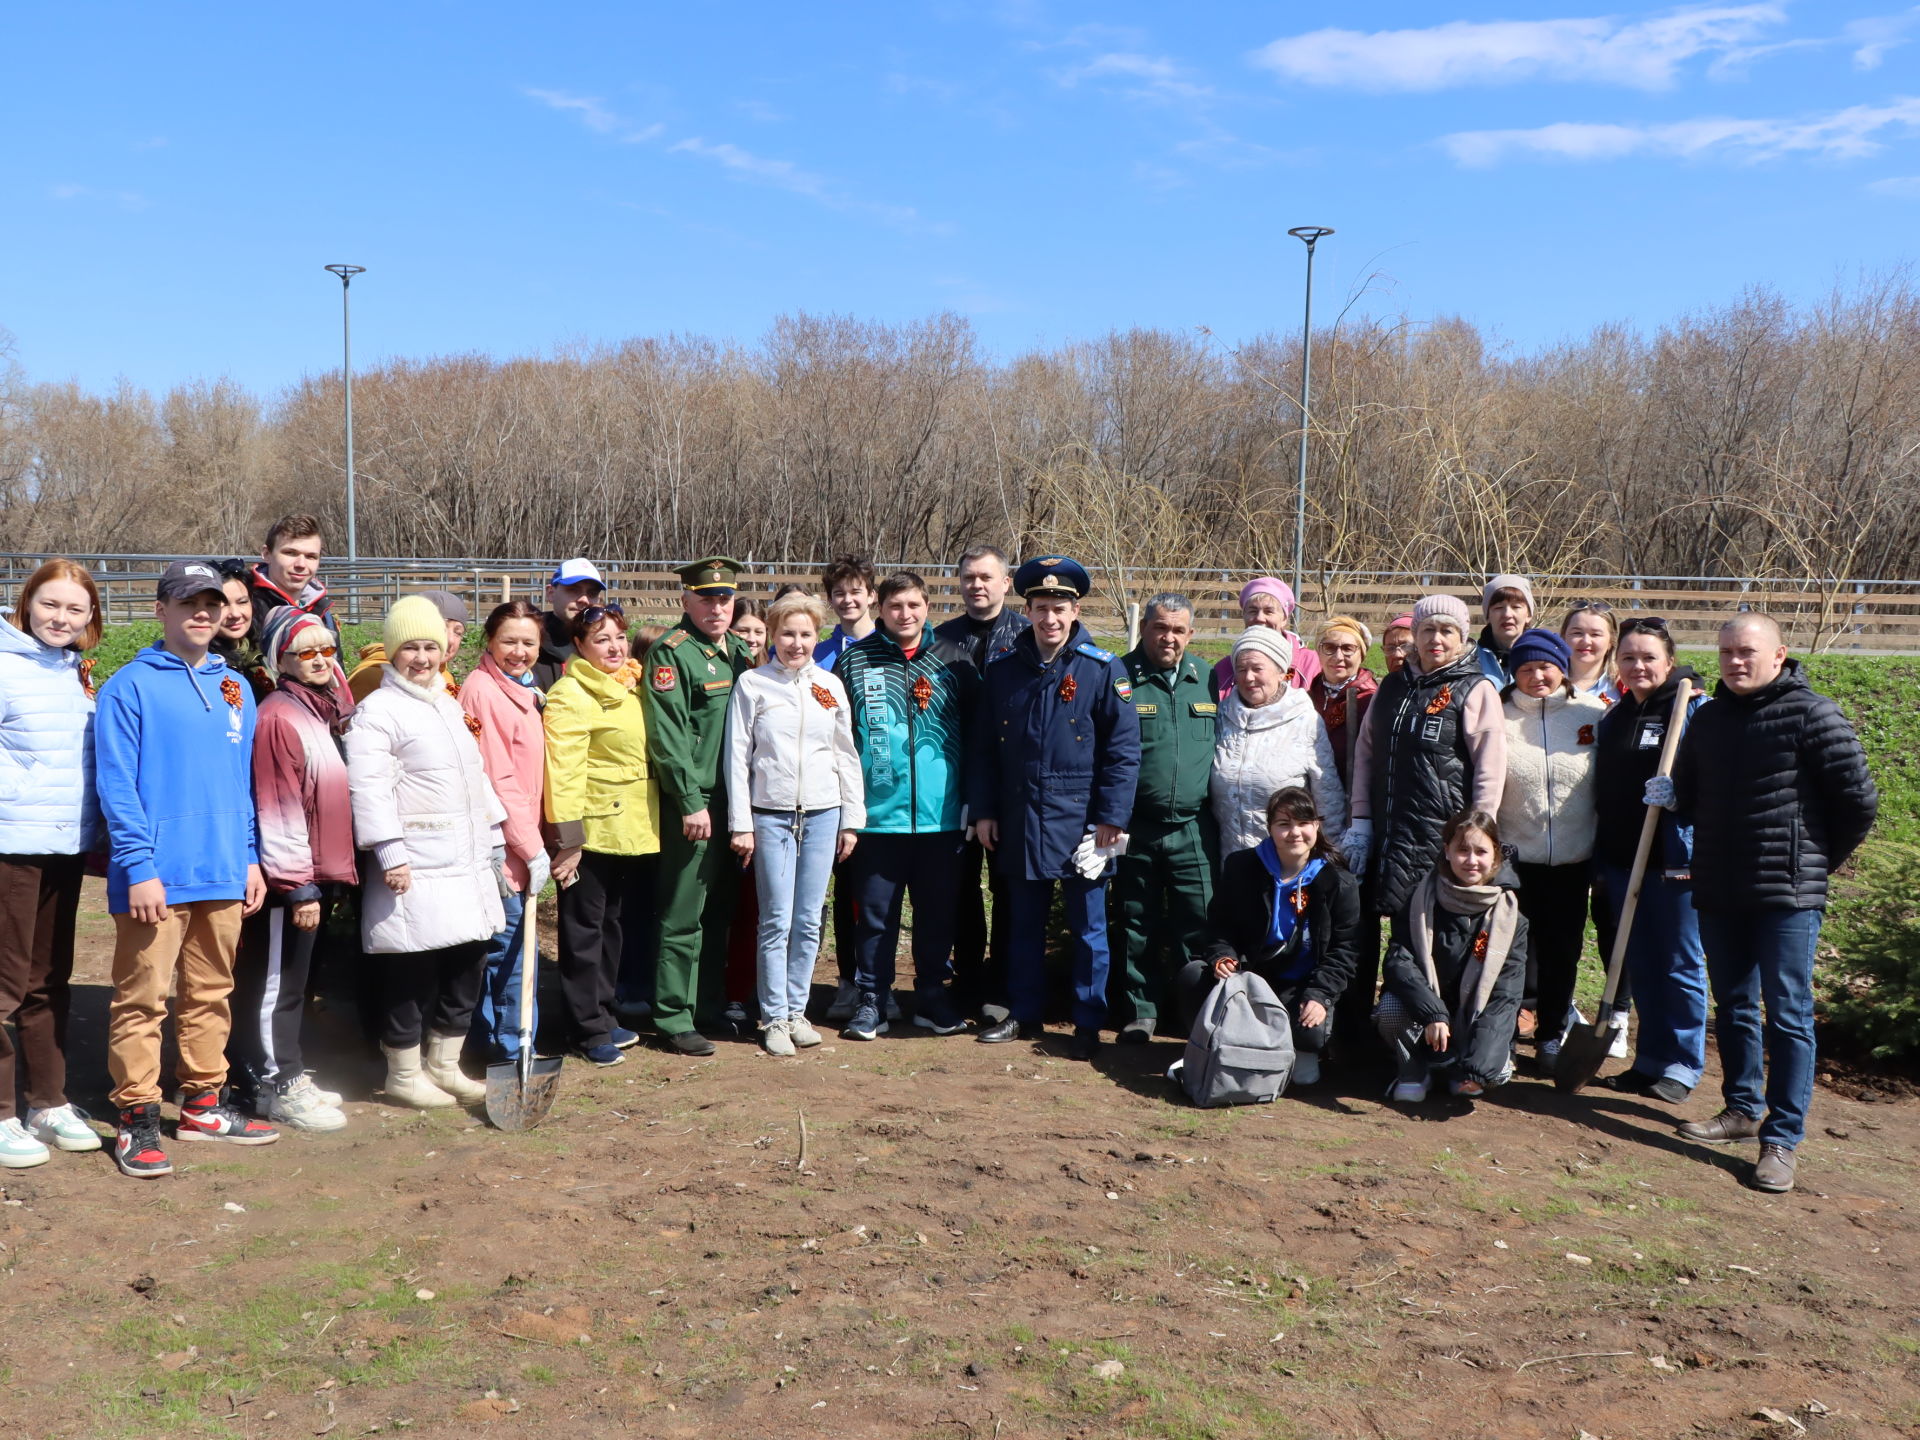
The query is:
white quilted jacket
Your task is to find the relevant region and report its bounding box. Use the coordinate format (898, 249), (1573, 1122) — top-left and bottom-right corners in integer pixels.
(0, 616), (100, 856)
(346, 666), (507, 954)
(1208, 687), (1347, 856)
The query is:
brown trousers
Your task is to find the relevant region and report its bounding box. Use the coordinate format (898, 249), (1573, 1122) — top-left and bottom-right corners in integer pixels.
(0, 855), (85, 1120)
(108, 899), (243, 1108)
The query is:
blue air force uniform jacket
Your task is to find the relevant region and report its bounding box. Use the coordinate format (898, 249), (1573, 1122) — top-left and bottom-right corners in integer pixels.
(969, 622), (1142, 882)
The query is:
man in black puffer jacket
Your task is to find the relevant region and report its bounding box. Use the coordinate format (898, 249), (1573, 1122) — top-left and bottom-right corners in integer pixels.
(1655, 613), (1877, 1195)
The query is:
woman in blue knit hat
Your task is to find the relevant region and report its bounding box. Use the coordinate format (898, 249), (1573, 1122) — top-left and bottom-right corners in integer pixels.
(1495, 628), (1609, 1065)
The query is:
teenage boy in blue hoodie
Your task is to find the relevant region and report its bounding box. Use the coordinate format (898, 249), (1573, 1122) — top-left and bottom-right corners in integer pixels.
(96, 561), (279, 1177)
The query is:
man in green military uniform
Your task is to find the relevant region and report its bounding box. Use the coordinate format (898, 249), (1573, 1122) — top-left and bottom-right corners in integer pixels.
(644, 557), (754, 1055)
(1111, 592), (1218, 1042)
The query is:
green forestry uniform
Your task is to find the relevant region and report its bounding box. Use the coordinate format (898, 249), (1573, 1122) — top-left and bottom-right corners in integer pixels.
(1110, 644), (1218, 1028)
(644, 559), (753, 1042)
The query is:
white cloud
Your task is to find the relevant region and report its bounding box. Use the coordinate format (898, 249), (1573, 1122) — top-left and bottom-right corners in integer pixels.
(1847, 7), (1920, 68)
(524, 87), (623, 134)
(1866, 173), (1920, 195)
(1251, 5), (1785, 91)
(50, 182), (149, 210)
(1057, 50), (1215, 103)
(1442, 96), (1920, 164)
(524, 88), (946, 235)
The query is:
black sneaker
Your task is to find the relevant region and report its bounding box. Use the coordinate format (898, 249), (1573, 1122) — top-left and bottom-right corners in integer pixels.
(912, 992), (967, 1036)
(664, 1031), (716, 1057)
(114, 1104), (174, 1178)
(175, 1092), (280, 1146)
(1117, 1018), (1156, 1045)
(1066, 1026), (1101, 1062)
(844, 994), (886, 1042)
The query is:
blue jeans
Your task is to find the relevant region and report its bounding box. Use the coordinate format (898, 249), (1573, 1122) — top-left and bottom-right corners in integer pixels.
(753, 808), (841, 1022)
(1697, 906), (1821, 1150)
(1601, 864), (1708, 1089)
(1004, 873), (1111, 1030)
(846, 830), (964, 998)
(472, 890), (535, 1061)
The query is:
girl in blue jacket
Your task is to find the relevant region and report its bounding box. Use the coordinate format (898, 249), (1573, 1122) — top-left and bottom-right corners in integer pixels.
(0, 560), (105, 1167)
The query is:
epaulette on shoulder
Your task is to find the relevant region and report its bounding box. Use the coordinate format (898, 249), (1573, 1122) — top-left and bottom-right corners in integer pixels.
(664, 630), (688, 649)
(1075, 641), (1115, 664)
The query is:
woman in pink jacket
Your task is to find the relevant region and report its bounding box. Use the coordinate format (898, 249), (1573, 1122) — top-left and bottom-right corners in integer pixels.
(461, 601), (551, 1062)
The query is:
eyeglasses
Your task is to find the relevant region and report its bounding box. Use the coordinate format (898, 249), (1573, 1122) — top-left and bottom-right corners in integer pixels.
(293, 646), (339, 660)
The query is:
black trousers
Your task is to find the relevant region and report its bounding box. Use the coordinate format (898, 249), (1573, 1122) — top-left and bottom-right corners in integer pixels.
(230, 894), (329, 1090)
(950, 835), (1009, 1017)
(1515, 860), (1593, 1044)
(846, 831), (964, 995)
(558, 850), (649, 1048)
(1175, 959), (1332, 1055)
(381, 942), (488, 1049)
(1331, 909), (1386, 1064)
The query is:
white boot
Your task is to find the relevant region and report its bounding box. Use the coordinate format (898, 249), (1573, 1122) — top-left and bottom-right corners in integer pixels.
(382, 1044), (456, 1109)
(422, 1034), (488, 1104)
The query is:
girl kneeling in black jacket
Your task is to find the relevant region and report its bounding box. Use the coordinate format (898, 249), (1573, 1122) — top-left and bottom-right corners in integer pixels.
(1376, 810), (1528, 1103)
(1177, 786), (1361, 1086)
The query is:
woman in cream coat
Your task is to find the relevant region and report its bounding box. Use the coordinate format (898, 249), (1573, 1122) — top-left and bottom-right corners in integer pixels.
(347, 596), (507, 1109)
(1495, 628), (1608, 1066)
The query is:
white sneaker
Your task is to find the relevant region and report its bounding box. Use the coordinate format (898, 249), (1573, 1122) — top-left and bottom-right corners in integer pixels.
(788, 1017), (823, 1048)
(26, 1103), (102, 1152)
(826, 979), (859, 1022)
(763, 1020), (796, 1058)
(0, 1116), (51, 1168)
(1291, 1054), (1321, 1086)
(270, 1076), (349, 1133)
(1390, 1079), (1432, 1104)
(303, 1074), (344, 1108)
(884, 992), (903, 1023)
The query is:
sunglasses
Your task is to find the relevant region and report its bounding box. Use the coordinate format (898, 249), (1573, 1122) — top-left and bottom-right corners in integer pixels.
(1566, 598), (1615, 616)
(1619, 616), (1669, 634)
(292, 645), (339, 660)
(577, 603), (626, 628)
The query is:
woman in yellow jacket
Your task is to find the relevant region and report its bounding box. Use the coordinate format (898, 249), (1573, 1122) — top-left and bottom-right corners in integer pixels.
(543, 604), (662, 1066)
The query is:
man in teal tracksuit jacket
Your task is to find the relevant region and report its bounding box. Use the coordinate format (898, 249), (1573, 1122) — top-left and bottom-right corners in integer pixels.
(835, 572), (979, 1039)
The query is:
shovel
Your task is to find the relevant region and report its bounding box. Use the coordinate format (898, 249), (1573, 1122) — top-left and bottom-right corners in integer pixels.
(1556, 678), (1694, 1094)
(486, 886), (563, 1130)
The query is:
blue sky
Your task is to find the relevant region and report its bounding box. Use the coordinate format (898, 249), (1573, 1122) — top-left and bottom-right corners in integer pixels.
(3, 1), (1917, 395)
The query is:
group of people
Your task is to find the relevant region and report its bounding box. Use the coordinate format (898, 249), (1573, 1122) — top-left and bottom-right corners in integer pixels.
(0, 518), (1879, 1195)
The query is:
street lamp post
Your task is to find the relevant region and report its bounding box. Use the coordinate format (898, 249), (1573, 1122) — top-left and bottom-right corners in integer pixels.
(1286, 226), (1333, 600)
(323, 264), (366, 563)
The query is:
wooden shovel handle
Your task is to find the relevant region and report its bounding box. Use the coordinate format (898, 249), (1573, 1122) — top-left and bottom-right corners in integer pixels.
(1597, 679), (1692, 1009)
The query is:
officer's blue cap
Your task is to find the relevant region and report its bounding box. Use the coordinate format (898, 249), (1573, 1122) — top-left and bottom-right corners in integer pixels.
(1014, 555), (1090, 600)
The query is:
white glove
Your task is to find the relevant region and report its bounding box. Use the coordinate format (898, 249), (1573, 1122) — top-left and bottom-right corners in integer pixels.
(1643, 776), (1677, 810)
(1071, 834), (1103, 880)
(525, 848), (551, 898)
(1340, 819), (1373, 875)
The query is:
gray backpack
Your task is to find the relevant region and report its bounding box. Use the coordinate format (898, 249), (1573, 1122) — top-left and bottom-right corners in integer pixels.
(1181, 970), (1295, 1107)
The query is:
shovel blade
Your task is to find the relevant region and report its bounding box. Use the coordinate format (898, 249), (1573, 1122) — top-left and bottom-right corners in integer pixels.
(484, 1056), (564, 1131)
(1553, 1023), (1613, 1093)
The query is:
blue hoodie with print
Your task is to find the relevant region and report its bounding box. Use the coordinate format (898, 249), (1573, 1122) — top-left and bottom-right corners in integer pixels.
(94, 643), (259, 913)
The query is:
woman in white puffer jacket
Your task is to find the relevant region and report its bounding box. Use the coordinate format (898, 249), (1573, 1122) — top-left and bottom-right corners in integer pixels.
(725, 591), (865, 1056)
(346, 596), (507, 1109)
(1209, 627), (1347, 858)
(1495, 628), (1608, 1067)
(0, 561), (106, 1166)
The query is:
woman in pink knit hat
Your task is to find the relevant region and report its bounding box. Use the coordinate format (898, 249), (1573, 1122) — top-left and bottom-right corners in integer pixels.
(1210, 578), (1320, 700)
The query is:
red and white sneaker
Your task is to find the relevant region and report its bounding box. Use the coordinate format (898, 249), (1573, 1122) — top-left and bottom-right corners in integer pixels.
(114, 1104), (174, 1178)
(176, 1092), (280, 1146)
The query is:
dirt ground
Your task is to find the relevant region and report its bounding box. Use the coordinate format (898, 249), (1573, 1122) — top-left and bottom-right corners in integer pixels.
(3, 880), (1917, 1440)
